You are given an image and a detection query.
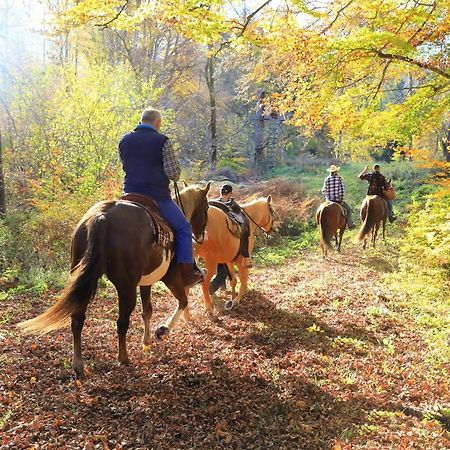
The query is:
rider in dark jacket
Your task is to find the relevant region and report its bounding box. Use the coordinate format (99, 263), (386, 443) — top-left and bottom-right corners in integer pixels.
(359, 164), (396, 222)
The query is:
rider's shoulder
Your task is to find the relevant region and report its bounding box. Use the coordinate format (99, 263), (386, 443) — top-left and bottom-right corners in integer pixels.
(119, 131), (133, 144)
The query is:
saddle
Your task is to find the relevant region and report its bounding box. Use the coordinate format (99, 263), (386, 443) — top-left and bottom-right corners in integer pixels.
(209, 200), (243, 238)
(120, 193), (173, 250)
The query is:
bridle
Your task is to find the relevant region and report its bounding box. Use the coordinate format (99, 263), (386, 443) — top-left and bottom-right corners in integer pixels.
(243, 202), (277, 237)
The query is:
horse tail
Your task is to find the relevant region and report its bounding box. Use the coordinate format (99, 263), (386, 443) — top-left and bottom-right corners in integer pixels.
(318, 206), (333, 250)
(18, 214), (107, 334)
(357, 197), (377, 242)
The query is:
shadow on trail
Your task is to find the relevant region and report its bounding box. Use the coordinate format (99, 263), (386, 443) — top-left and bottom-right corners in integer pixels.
(218, 290), (380, 358)
(54, 354), (387, 449)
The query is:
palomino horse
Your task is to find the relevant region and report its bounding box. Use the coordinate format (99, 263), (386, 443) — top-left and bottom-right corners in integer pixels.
(357, 195), (387, 249)
(316, 201), (347, 258)
(195, 196), (275, 315)
(18, 184), (210, 379)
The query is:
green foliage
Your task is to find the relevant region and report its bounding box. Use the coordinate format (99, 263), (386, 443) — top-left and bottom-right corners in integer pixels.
(2, 62), (165, 285)
(386, 188), (450, 363)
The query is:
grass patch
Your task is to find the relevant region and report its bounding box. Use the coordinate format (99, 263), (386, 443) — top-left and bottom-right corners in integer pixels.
(254, 230), (317, 265)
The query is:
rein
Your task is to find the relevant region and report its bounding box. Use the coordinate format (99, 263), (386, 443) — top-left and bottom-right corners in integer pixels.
(243, 207), (275, 237)
(173, 181), (186, 215)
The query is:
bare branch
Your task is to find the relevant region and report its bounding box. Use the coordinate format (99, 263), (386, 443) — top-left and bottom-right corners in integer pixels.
(213, 0), (273, 57)
(320, 0), (354, 34)
(95, 0), (129, 30)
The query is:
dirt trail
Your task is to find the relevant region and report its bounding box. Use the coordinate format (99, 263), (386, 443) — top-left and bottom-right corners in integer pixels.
(1, 246), (449, 449)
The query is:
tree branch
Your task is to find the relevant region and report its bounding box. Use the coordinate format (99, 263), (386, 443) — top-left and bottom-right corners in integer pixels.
(213, 0), (273, 57)
(373, 50), (450, 80)
(95, 0), (129, 30)
(320, 0), (354, 34)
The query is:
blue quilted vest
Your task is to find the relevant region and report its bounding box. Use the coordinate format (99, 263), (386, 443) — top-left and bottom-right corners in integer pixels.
(119, 124), (170, 201)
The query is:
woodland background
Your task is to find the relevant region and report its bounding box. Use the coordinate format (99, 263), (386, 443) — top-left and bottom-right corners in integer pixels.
(0, 1), (449, 447)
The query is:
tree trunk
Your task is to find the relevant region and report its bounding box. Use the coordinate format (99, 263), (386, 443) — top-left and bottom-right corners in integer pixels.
(0, 128), (5, 216)
(441, 121), (450, 162)
(205, 55), (218, 167)
(254, 89), (265, 169)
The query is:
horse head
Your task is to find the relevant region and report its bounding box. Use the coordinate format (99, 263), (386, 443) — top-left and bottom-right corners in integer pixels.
(178, 182), (211, 243)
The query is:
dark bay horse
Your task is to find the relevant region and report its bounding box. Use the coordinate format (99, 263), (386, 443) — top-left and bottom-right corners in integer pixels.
(357, 195), (387, 249)
(18, 183), (210, 379)
(316, 201), (347, 258)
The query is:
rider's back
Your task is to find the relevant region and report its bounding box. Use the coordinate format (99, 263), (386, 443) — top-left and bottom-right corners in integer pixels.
(119, 127), (169, 201)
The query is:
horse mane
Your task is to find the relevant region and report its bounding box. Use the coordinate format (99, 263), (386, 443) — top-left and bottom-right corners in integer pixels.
(241, 197), (267, 208)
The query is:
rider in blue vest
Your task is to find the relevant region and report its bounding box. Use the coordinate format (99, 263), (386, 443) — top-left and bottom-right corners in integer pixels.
(119, 108), (204, 287)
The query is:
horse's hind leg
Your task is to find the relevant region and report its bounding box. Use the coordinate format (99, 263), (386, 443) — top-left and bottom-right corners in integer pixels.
(373, 223), (380, 248)
(227, 262), (237, 299)
(228, 263), (249, 308)
(140, 286), (152, 349)
(71, 310), (87, 379)
(337, 227), (345, 253)
(116, 286), (137, 365)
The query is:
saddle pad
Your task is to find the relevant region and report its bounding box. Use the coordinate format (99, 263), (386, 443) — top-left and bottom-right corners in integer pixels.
(324, 201), (346, 217)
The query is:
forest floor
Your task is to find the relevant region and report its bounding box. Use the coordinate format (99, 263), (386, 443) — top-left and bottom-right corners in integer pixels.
(1, 242), (449, 449)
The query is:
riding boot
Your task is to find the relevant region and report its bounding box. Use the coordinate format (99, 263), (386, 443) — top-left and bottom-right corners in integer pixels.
(179, 263), (205, 287)
(387, 200), (397, 223)
(239, 220), (252, 268)
(342, 201), (355, 230)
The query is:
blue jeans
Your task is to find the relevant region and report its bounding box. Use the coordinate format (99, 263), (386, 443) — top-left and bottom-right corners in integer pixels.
(157, 199), (193, 264)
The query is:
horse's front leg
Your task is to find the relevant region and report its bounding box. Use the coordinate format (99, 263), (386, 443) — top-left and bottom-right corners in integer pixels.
(140, 286), (152, 350)
(156, 281), (188, 340)
(200, 259), (218, 318)
(116, 286), (137, 365)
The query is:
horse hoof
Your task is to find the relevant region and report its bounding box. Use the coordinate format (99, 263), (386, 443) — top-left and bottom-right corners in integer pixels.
(118, 357), (132, 366)
(155, 325), (170, 341)
(225, 300), (234, 310)
(73, 369), (86, 381)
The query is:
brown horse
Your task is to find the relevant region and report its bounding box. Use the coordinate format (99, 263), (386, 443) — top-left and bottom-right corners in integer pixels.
(194, 196), (275, 315)
(357, 195), (387, 249)
(18, 184), (210, 379)
(316, 201), (347, 258)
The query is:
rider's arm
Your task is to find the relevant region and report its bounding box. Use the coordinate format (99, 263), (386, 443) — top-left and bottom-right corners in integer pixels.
(321, 178), (328, 196)
(359, 171), (370, 180)
(358, 165), (369, 180)
(162, 139), (181, 181)
(339, 178), (345, 199)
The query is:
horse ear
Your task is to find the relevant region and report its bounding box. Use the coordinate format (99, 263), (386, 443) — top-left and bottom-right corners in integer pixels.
(183, 180), (189, 188)
(267, 195), (272, 204)
(203, 181), (211, 195)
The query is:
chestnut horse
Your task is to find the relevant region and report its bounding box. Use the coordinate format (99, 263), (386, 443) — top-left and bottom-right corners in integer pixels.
(18, 184), (210, 379)
(194, 196), (275, 315)
(316, 201), (347, 258)
(357, 195), (387, 249)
